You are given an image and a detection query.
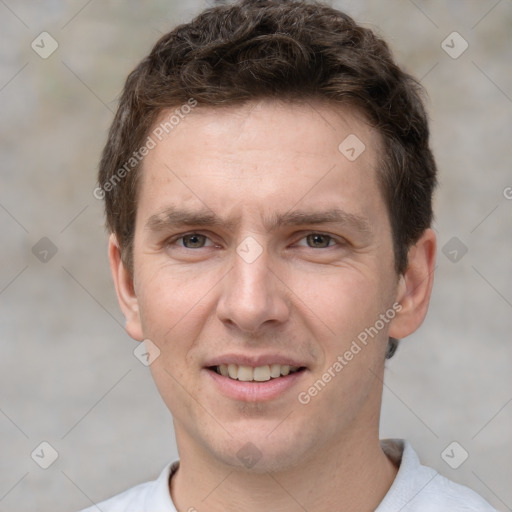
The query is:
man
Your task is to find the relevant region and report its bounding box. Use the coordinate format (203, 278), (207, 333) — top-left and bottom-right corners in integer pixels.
(83, 0), (497, 510)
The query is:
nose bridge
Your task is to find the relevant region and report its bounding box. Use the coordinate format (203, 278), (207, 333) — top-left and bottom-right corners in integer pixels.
(233, 246), (270, 300)
(217, 241), (288, 331)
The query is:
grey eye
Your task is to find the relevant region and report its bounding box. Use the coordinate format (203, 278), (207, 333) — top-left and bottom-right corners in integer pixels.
(181, 234), (208, 248)
(306, 234), (333, 248)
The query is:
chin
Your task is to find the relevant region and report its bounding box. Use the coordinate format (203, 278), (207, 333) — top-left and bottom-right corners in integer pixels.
(206, 424), (317, 474)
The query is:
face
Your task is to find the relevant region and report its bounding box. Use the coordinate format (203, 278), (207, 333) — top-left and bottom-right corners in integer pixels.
(110, 100), (435, 473)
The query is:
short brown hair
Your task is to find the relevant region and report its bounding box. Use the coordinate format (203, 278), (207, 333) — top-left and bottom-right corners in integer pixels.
(99, 0), (437, 356)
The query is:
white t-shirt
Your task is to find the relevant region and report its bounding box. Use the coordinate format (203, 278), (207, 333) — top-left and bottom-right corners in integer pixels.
(79, 439), (497, 511)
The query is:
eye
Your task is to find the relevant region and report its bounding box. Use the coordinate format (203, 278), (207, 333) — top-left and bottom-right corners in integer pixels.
(297, 233), (337, 249)
(176, 233), (212, 249)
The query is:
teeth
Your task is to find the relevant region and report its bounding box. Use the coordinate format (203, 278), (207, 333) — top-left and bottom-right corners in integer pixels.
(237, 365), (253, 382)
(270, 364), (281, 378)
(215, 364), (301, 381)
(227, 364), (238, 379)
(253, 365), (271, 381)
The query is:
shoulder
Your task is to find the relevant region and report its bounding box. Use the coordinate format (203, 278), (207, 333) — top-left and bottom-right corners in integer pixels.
(78, 481), (151, 512)
(77, 461), (178, 512)
(425, 472), (497, 511)
(377, 439), (497, 512)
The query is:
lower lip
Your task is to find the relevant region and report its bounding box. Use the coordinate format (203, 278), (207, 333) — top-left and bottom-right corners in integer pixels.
(204, 368), (307, 402)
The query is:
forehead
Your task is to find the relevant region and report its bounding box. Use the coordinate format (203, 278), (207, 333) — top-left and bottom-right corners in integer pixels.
(150, 99), (379, 163)
(137, 100), (384, 225)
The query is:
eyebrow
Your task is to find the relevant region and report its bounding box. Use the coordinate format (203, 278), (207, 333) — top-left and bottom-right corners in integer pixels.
(144, 206), (372, 235)
(145, 208), (239, 232)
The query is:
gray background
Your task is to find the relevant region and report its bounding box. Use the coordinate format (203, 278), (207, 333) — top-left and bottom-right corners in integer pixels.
(0, 1), (511, 511)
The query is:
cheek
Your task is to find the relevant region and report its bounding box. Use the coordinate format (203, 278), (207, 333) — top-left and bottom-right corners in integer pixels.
(135, 264), (215, 350)
(292, 268), (392, 419)
(136, 265), (217, 412)
(290, 265), (388, 342)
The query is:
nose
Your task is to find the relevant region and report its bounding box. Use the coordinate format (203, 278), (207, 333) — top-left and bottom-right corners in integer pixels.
(216, 245), (290, 333)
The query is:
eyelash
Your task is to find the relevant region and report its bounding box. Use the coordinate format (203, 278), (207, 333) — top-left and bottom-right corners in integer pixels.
(166, 232), (343, 250)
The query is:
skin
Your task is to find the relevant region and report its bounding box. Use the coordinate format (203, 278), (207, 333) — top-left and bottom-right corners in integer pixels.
(109, 100), (436, 512)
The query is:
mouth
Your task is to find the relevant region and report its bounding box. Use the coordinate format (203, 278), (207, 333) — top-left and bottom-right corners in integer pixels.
(208, 364), (306, 382)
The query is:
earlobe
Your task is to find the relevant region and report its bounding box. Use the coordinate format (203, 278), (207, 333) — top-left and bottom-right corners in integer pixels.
(388, 228), (436, 340)
(108, 234), (144, 341)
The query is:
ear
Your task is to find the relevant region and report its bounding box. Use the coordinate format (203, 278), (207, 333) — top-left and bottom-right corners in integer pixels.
(388, 228), (436, 339)
(108, 234), (144, 341)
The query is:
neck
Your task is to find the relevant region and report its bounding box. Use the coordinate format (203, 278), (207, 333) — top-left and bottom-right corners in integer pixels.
(170, 425), (398, 512)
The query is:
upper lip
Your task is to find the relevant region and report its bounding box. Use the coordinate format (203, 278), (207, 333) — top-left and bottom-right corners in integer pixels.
(204, 353), (307, 368)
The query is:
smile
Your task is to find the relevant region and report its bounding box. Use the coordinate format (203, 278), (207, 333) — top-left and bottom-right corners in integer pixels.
(210, 364), (304, 382)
